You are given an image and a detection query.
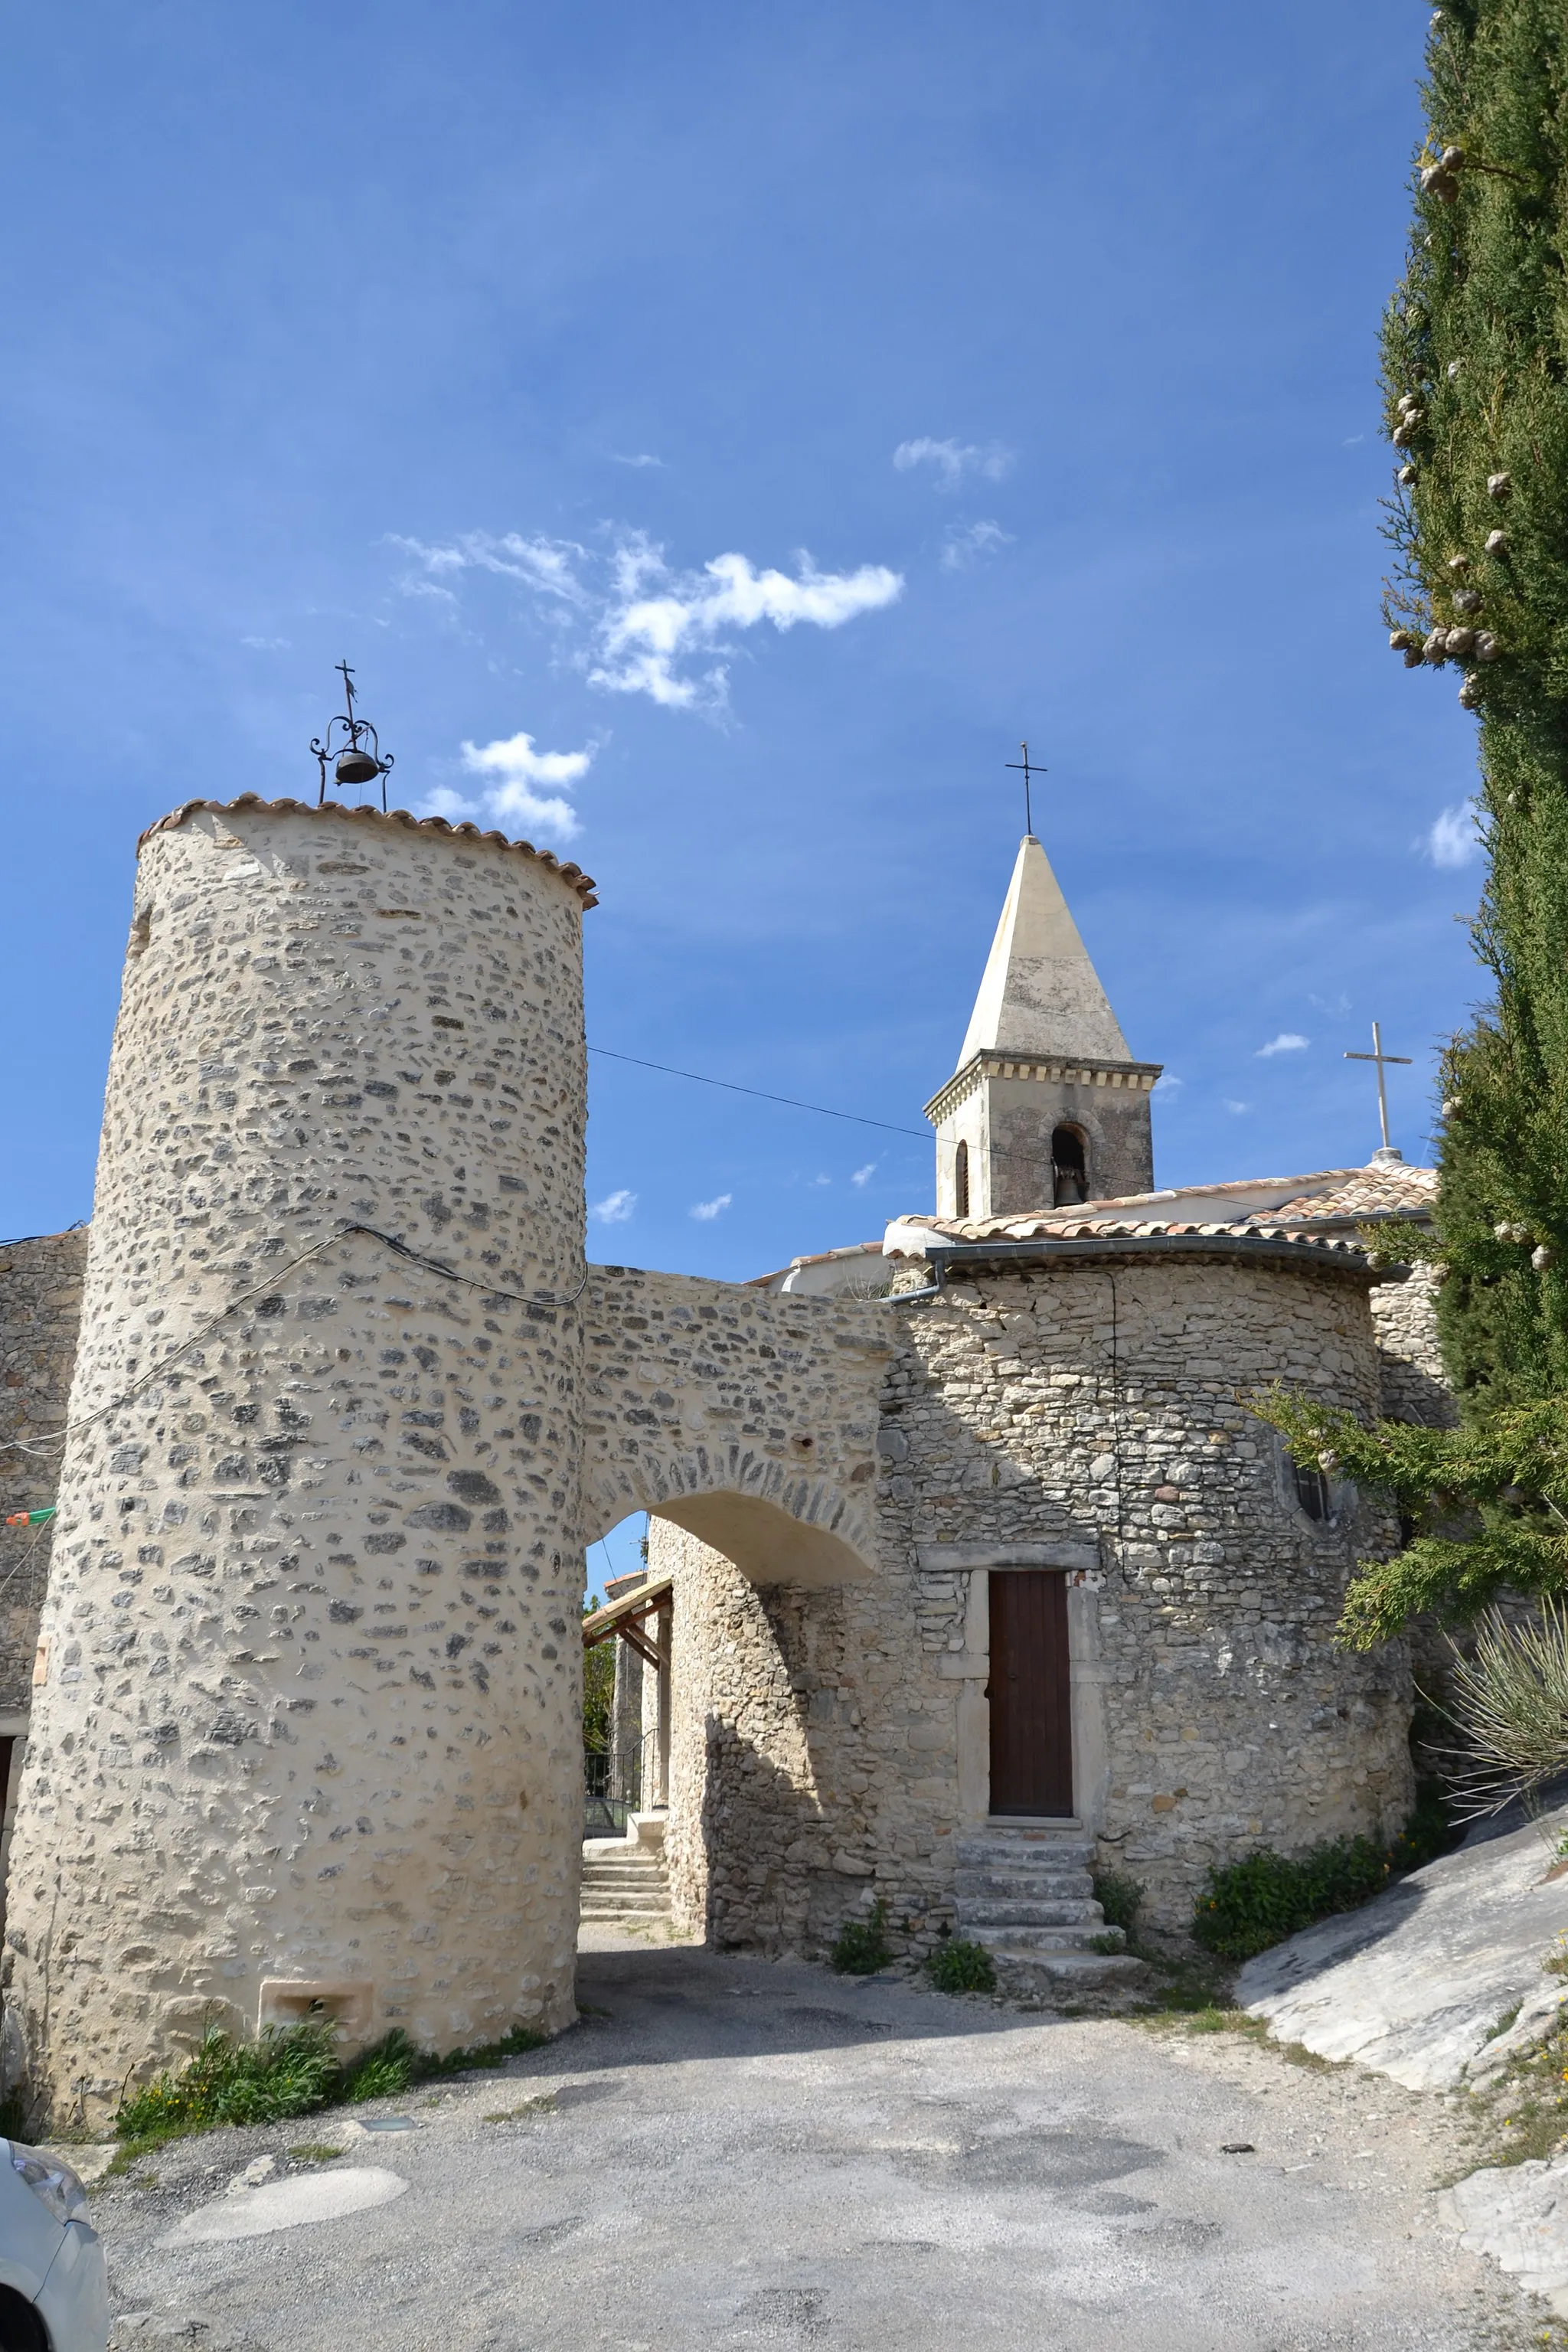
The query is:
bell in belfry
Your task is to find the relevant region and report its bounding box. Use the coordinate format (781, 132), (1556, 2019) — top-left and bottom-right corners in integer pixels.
(311, 661), (396, 808)
(335, 742), (381, 787)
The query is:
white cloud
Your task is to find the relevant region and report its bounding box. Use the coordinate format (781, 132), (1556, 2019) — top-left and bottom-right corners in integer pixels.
(610, 452), (665, 469)
(240, 635), (289, 649)
(941, 520), (1013, 573)
(893, 436), (1014, 489)
(393, 529), (902, 714)
(415, 784), (479, 822)
(1224, 1100), (1251, 1115)
(812, 1174), (831, 1187)
(590, 1188), (637, 1223)
(1256, 1033), (1309, 1058)
(457, 730), (596, 840)
(851, 1163), (877, 1187)
(592, 544), (903, 709)
(1152, 1073), (1183, 1094)
(690, 1193), (732, 1221)
(1427, 801), (1483, 868)
(1309, 991), (1351, 1018)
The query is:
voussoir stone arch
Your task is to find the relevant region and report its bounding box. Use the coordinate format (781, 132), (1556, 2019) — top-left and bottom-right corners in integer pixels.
(581, 1266), (890, 1586)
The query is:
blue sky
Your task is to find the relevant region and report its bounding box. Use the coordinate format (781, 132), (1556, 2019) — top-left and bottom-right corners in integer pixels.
(2, 2), (1479, 1313)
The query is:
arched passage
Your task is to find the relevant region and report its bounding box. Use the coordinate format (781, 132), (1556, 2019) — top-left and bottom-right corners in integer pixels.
(578, 1261), (890, 1945)
(580, 1261), (888, 1585)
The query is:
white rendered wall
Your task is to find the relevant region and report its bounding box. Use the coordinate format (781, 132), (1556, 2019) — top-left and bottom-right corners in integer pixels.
(3, 800), (589, 2125)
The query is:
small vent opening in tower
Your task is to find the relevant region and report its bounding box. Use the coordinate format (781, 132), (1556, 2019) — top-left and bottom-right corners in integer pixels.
(1294, 1462), (1332, 1522)
(1051, 1125), (1088, 1207)
(954, 1139), (970, 1219)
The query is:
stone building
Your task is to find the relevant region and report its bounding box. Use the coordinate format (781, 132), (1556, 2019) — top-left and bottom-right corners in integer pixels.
(0, 792), (1445, 2122)
(631, 830), (1445, 1974)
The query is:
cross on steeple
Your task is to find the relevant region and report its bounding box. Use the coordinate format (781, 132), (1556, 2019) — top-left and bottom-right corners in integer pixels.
(1344, 1020), (1413, 1156)
(1004, 742), (1045, 838)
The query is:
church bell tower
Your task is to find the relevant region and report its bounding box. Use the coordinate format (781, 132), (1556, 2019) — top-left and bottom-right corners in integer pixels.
(925, 834), (1161, 1220)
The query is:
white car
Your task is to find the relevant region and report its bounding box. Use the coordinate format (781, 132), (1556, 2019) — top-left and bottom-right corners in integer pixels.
(0, 2142), (108, 2352)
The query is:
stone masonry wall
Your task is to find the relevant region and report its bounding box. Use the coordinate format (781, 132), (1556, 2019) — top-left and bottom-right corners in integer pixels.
(656, 1516), (963, 1957)
(581, 1266), (887, 1576)
(1372, 1263), (1455, 1428)
(5, 800), (592, 2127)
(0, 1231), (88, 1721)
(658, 1249), (1415, 1950)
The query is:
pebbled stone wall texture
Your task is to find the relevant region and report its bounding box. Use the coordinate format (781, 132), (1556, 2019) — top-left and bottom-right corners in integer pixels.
(1371, 1263), (1455, 1428)
(4, 800), (593, 2126)
(655, 1517), (965, 1957)
(655, 1246), (1416, 1949)
(580, 1265), (887, 1576)
(0, 1231), (88, 1720)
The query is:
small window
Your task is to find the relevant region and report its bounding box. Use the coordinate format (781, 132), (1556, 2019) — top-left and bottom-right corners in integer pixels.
(954, 1139), (970, 1219)
(1294, 1460), (1332, 1522)
(1051, 1125), (1088, 1207)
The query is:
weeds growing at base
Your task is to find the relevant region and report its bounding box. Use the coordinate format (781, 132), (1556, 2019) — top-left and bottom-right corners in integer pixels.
(111, 2017), (549, 2161)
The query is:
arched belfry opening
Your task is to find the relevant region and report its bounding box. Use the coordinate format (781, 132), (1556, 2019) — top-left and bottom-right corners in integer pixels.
(954, 1138), (970, 1219)
(1051, 1124), (1088, 1207)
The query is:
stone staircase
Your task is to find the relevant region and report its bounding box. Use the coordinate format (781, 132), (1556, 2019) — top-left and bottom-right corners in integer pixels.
(955, 1822), (1145, 1999)
(580, 1816), (672, 1931)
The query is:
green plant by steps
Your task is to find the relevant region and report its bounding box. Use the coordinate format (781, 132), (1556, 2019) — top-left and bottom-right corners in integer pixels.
(1252, 3), (1568, 1647)
(582, 1601), (616, 1756)
(113, 2016), (548, 2158)
(1192, 1787), (1461, 1962)
(831, 1898), (893, 1975)
(925, 1938), (997, 1995)
(1092, 1870), (1145, 1937)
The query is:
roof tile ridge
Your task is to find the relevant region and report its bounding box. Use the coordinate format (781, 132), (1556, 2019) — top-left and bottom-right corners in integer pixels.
(135, 795), (599, 904)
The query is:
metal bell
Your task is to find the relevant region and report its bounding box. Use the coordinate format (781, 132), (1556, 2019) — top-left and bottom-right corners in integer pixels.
(335, 746), (381, 787)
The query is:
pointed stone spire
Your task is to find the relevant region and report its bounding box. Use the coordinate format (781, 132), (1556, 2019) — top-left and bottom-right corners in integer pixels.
(956, 835), (1132, 1069)
(925, 834), (1161, 1223)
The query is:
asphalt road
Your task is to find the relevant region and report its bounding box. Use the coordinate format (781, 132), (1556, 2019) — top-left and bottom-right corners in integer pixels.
(93, 1937), (1546, 2352)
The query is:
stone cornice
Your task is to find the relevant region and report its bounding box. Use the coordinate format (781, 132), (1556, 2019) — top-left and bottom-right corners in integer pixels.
(921, 1232), (1386, 1282)
(923, 1050), (1164, 1128)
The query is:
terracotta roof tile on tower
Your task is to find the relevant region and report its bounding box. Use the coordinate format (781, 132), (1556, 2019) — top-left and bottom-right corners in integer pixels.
(884, 1154), (1437, 1257)
(136, 795), (599, 906)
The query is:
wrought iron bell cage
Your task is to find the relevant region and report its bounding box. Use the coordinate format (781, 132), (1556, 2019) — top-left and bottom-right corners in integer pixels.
(311, 661), (396, 809)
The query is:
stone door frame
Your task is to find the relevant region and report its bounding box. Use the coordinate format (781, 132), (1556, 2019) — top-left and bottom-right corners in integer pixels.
(919, 1543), (1109, 1830)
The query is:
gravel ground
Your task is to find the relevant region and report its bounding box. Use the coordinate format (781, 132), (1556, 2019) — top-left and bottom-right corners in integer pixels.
(87, 1932), (1559, 2352)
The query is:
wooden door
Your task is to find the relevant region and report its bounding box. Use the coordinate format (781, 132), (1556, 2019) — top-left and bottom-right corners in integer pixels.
(988, 1570), (1073, 1817)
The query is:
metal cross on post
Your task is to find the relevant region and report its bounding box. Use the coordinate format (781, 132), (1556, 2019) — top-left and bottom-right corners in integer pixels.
(1344, 1021), (1413, 1156)
(1005, 742), (1045, 837)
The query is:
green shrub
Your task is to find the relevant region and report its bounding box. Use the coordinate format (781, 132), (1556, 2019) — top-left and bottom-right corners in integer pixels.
(831, 1898), (892, 1975)
(1192, 1786), (1462, 1963)
(925, 1938), (996, 1995)
(1193, 1835), (1392, 1962)
(115, 2014), (550, 2154)
(117, 2022), (342, 2145)
(1092, 1870), (1145, 1936)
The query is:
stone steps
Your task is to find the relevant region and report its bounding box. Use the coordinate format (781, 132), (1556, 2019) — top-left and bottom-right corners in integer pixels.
(580, 1827), (671, 1927)
(953, 1823), (1145, 2001)
(958, 1896), (1102, 1929)
(969, 1920), (1123, 1954)
(955, 1867), (1096, 1901)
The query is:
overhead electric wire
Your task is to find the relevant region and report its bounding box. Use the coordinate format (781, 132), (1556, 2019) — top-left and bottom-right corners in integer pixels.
(587, 1042), (1145, 1174)
(586, 1045), (936, 1146)
(0, 1221), (586, 1463)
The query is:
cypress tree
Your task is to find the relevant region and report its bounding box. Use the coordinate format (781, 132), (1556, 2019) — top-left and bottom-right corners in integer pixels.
(1259, 2), (1568, 1644)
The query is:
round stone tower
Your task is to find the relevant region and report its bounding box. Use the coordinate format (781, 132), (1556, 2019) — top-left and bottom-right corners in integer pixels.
(3, 795), (596, 2128)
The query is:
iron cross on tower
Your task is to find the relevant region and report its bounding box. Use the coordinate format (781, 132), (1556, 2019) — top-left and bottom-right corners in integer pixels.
(1005, 742), (1045, 836)
(1344, 1021), (1413, 1155)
